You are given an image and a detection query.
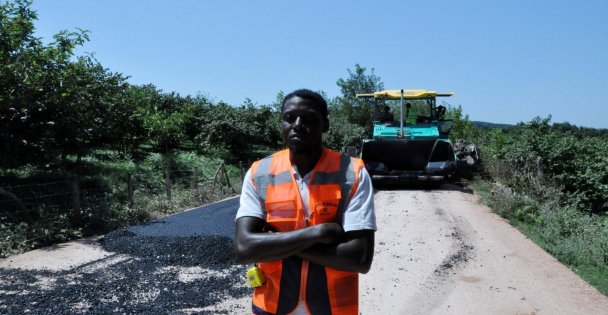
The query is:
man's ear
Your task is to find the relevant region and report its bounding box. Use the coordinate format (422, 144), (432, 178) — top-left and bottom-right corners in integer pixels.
(322, 117), (330, 133)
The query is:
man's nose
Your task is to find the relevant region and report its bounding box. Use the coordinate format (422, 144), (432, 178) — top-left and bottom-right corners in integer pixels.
(293, 116), (305, 128)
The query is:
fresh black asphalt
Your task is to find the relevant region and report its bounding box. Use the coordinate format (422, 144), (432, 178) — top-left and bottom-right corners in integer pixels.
(129, 196), (240, 239)
(0, 197), (250, 314)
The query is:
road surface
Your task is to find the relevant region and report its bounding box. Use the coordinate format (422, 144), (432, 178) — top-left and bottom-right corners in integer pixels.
(360, 185), (608, 314)
(1, 186), (607, 314)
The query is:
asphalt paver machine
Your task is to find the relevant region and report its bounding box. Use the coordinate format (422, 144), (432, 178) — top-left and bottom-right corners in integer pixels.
(356, 89), (457, 185)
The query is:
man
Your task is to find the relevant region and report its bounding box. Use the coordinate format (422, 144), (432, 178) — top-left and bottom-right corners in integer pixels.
(436, 105), (446, 120)
(379, 105), (394, 124)
(405, 102), (417, 125)
(235, 89), (376, 315)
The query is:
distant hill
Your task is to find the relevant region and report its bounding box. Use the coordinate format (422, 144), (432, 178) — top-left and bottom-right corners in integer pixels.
(472, 121), (515, 129)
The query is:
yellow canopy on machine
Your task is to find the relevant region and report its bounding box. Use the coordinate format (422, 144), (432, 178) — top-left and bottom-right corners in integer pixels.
(356, 90), (454, 99)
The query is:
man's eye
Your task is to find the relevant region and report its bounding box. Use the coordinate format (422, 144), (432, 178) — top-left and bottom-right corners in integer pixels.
(282, 112), (321, 124)
(303, 113), (319, 123)
(283, 113), (296, 123)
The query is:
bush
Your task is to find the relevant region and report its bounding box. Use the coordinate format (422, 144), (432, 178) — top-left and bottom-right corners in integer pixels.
(484, 183), (541, 225)
(475, 117), (608, 214)
(539, 205), (608, 270)
(323, 114), (366, 151)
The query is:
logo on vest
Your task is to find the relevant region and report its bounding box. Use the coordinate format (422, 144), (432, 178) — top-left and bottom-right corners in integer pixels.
(316, 201), (338, 215)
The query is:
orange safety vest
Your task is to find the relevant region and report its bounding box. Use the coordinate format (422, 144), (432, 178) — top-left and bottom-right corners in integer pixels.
(249, 148), (364, 315)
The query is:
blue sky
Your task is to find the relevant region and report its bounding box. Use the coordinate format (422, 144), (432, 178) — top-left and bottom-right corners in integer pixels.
(30, 0), (607, 128)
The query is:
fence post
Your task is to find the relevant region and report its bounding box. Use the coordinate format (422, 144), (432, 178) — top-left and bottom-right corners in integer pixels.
(220, 163), (225, 194)
(128, 172), (134, 208)
(212, 162), (223, 194)
(72, 176), (81, 223)
(192, 166), (198, 199)
(165, 166), (172, 202)
(223, 163), (236, 193)
(239, 161), (244, 179)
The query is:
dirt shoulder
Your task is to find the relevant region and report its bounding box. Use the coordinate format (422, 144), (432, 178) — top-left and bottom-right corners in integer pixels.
(361, 185), (608, 314)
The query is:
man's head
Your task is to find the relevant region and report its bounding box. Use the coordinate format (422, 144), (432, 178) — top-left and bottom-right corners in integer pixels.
(280, 89), (329, 154)
(437, 105), (446, 115)
(281, 89), (328, 119)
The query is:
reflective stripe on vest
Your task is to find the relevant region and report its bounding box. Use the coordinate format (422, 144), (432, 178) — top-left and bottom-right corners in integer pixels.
(249, 148), (363, 315)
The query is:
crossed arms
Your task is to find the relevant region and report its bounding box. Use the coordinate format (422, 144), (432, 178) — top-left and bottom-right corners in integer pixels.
(235, 216), (374, 274)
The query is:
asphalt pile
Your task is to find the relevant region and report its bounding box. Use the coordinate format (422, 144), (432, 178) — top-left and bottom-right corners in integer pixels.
(0, 229), (250, 314)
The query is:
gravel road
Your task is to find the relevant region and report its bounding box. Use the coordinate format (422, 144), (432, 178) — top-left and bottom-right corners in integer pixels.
(360, 185), (608, 314)
(1, 187), (607, 314)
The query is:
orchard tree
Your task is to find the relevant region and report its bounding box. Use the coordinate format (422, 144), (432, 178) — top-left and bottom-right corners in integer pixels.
(0, 0), (89, 165)
(137, 87), (194, 154)
(0, 0), (129, 167)
(335, 64), (384, 131)
(194, 100), (280, 162)
(51, 56), (129, 164)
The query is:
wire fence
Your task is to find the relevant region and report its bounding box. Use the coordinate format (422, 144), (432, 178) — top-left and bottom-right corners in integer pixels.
(0, 161), (245, 229)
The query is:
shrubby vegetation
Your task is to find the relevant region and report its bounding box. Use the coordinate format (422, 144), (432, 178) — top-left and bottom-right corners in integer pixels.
(474, 117), (608, 215)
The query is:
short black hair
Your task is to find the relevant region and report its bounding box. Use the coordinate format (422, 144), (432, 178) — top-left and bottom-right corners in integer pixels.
(281, 89), (328, 118)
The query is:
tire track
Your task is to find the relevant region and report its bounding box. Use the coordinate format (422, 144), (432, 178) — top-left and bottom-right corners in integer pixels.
(402, 203), (476, 314)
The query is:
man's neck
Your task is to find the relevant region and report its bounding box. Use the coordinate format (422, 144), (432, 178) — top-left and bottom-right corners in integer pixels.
(290, 147), (324, 177)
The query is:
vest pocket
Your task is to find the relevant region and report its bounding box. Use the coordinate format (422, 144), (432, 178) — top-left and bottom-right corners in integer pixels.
(254, 261), (282, 312)
(265, 199), (298, 231)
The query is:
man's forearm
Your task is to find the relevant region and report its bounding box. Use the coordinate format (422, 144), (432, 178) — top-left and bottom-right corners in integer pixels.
(235, 217), (344, 264)
(236, 227), (320, 263)
(295, 231), (374, 273)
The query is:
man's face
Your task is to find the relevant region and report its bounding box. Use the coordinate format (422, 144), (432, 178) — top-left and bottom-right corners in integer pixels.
(281, 96), (329, 154)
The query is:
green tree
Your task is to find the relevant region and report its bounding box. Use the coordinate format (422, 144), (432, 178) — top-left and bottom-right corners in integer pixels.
(51, 56), (129, 164)
(136, 86), (194, 154)
(194, 100), (281, 162)
(0, 0), (129, 167)
(0, 0), (85, 165)
(445, 104), (478, 142)
(335, 64), (384, 131)
(323, 114), (366, 151)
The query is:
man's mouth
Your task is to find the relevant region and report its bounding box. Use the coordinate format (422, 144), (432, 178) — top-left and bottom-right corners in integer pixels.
(290, 134), (305, 142)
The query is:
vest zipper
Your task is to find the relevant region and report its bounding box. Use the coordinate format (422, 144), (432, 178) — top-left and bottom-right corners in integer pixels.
(298, 260), (309, 312)
(294, 159), (319, 313)
(298, 218), (309, 313)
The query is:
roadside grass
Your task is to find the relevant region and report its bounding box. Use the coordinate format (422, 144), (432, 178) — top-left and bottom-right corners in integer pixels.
(471, 180), (608, 296)
(0, 150), (243, 258)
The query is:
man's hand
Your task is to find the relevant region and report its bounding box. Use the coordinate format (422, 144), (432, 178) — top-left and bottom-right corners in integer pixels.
(296, 230), (375, 273)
